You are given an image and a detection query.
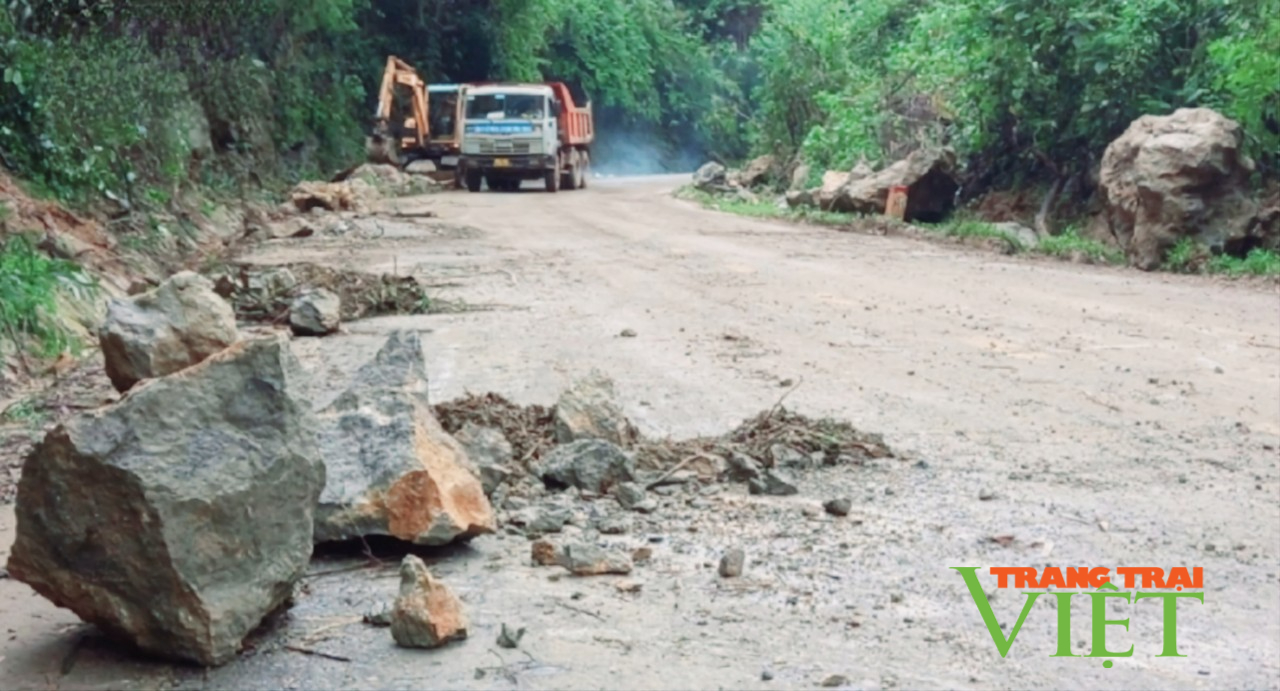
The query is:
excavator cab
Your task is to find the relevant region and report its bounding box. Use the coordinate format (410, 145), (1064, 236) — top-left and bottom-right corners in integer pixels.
(367, 56), (429, 166)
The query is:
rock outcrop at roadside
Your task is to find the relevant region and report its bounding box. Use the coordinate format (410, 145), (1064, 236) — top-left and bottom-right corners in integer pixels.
(313, 330), (496, 545)
(828, 148), (958, 221)
(1097, 108), (1261, 269)
(98, 271), (239, 392)
(5, 334), (324, 666)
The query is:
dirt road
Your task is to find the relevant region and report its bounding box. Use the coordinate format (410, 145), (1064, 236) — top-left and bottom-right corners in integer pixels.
(3, 175), (1278, 689)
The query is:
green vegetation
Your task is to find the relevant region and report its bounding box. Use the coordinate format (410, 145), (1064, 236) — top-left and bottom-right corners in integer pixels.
(676, 186), (850, 227)
(1207, 249), (1280, 276)
(0, 396), (45, 426)
(0, 0), (1273, 201)
(0, 233), (97, 366)
(1036, 228), (1126, 265)
(923, 220), (1026, 251)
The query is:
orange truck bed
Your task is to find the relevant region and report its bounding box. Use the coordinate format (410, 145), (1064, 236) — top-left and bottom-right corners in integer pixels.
(548, 82), (594, 147)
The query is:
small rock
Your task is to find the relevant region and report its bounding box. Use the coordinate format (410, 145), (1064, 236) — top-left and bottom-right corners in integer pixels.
(289, 288), (341, 337)
(762, 668), (775, 681)
(749, 469), (799, 496)
(718, 548), (745, 578)
(363, 602), (393, 627)
(727, 452), (763, 482)
(553, 371), (638, 446)
(632, 546), (654, 563)
(536, 439), (636, 494)
(978, 489), (997, 501)
(528, 507), (572, 534)
(821, 674), (851, 688)
(405, 159), (438, 175)
(824, 499), (852, 517)
(597, 514), (632, 535)
(771, 444), (810, 469)
(391, 555), (468, 649)
(562, 544), (633, 576)
(614, 580), (643, 594)
(619, 328), (637, 338)
(496, 623), (525, 649)
(531, 539), (561, 566)
(614, 482), (647, 510)
(454, 423), (515, 498)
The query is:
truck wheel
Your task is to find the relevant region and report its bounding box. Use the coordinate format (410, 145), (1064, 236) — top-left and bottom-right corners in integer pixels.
(544, 163), (560, 193)
(573, 160), (585, 190)
(465, 170), (482, 193)
(561, 165), (577, 190)
(579, 153), (589, 189)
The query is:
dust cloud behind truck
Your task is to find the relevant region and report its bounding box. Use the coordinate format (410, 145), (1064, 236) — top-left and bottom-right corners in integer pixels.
(458, 82), (594, 193)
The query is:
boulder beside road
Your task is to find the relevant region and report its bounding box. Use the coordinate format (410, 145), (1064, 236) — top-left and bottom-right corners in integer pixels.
(1097, 108), (1261, 269)
(5, 334), (324, 666)
(98, 271), (239, 392)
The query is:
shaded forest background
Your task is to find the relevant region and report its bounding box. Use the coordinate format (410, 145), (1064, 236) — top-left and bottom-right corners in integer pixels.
(0, 0), (1276, 208)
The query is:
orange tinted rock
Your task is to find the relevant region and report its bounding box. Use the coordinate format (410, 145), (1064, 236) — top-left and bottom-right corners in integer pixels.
(391, 556), (468, 649)
(314, 331), (495, 545)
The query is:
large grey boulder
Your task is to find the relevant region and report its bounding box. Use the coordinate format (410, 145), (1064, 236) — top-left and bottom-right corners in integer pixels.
(536, 439), (636, 494)
(5, 334), (324, 666)
(553, 371), (638, 447)
(1097, 108), (1260, 269)
(830, 148), (958, 222)
(99, 271), (239, 392)
(313, 330), (496, 545)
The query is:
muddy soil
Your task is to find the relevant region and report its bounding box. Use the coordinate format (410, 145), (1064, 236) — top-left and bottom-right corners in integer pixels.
(2, 175), (1278, 690)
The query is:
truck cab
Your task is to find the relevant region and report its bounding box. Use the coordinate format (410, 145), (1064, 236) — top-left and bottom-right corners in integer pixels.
(425, 84), (464, 169)
(459, 83), (592, 193)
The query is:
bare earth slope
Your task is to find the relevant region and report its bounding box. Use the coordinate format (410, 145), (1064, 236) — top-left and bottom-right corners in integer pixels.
(2, 175), (1277, 690)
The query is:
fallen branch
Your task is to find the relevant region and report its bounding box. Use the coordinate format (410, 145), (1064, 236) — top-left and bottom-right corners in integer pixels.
(557, 601), (605, 621)
(765, 376), (804, 421)
(1080, 389), (1121, 413)
(283, 645), (351, 662)
(646, 452), (713, 490)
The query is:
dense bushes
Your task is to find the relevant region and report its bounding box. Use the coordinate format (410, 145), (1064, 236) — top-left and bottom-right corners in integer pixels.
(749, 0), (1279, 185)
(0, 0), (1274, 207)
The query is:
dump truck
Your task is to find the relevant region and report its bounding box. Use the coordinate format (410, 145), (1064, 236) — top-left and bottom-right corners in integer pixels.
(458, 82), (594, 193)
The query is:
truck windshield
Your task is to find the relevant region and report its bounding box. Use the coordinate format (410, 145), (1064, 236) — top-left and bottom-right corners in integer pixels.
(466, 94), (545, 120)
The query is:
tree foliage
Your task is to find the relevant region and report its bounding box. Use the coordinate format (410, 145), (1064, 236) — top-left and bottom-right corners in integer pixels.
(0, 0), (1273, 206)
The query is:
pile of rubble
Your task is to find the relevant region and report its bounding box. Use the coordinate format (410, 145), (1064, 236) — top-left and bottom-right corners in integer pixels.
(247, 163), (444, 241)
(204, 261), (451, 336)
(4, 272), (894, 665)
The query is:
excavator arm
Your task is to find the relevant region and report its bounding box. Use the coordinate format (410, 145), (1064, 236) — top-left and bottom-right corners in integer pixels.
(368, 56), (429, 165)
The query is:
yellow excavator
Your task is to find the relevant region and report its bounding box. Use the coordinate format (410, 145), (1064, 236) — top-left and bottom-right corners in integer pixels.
(366, 55), (429, 166)
(366, 55), (465, 174)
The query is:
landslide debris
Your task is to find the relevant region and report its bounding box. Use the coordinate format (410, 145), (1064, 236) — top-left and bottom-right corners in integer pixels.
(207, 262), (464, 326)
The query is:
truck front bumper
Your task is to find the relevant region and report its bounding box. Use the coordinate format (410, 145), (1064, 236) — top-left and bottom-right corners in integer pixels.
(461, 155), (555, 172)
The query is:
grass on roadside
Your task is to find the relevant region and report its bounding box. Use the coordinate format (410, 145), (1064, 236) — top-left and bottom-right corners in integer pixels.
(1035, 226), (1126, 264)
(675, 185), (850, 227)
(919, 219), (1026, 251)
(680, 186), (1280, 276)
(0, 232), (97, 367)
(1164, 237), (1280, 276)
